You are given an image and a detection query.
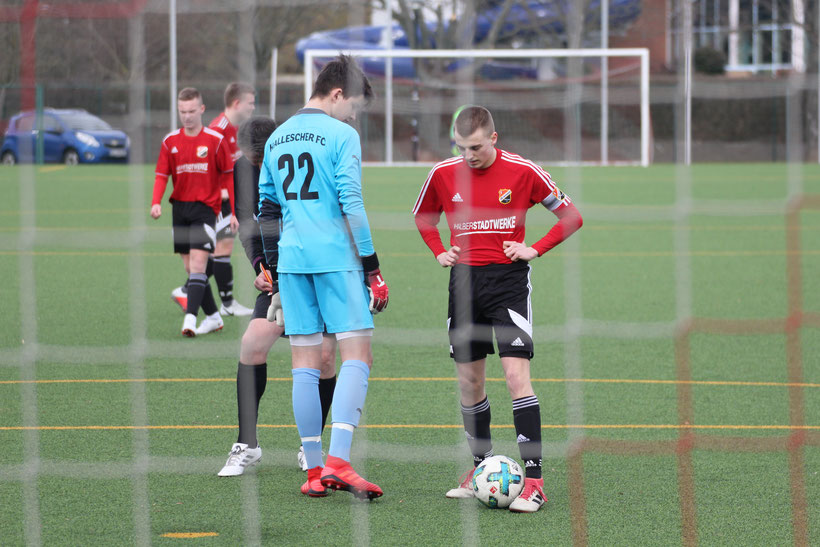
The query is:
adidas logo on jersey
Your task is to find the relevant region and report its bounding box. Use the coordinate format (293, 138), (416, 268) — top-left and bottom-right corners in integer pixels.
(171, 146), (178, 154)
(452, 193), (463, 202)
(511, 337), (525, 347)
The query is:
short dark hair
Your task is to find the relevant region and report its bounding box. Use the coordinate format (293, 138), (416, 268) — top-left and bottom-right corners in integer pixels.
(224, 82), (255, 108)
(311, 54), (374, 103)
(454, 106), (495, 137)
(237, 116), (277, 165)
(178, 87), (201, 102)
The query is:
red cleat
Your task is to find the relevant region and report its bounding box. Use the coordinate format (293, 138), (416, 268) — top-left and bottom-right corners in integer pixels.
(320, 455), (383, 500)
(301, 466), (329, 497)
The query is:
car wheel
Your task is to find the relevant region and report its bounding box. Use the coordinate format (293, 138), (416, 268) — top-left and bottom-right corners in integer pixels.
(63, 149), (80, 165)
(1, 151), (16, 165)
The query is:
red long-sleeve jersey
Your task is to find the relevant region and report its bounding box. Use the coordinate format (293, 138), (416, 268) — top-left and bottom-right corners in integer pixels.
(152, 126), (234, 215)
(412, 149), (582, 266)
(209, 112), (242, 193)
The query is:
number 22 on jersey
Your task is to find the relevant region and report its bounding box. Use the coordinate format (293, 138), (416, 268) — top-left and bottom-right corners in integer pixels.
(278, 152), (319, 201)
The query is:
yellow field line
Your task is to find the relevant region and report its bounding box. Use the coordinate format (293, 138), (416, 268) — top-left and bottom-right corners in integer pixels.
(37, 166), (67, 174)
(0, 208), (136, 215)
(0, 226), (167, 232)
(0, 424), (818, 431)
(0, 250), (170, 257)
(2, 377), (818, 388)
(2, 224), (818, 232)
(1, 249), (819, 258)
(161, 533), (219, 539)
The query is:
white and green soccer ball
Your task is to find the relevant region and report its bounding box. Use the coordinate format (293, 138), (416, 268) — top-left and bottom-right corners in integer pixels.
(471, 455), (525, 508)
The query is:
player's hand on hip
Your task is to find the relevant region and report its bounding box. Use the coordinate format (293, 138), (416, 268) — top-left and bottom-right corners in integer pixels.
(150, 204), (162, 219)
(436, 246), (461, 267)
(503, 241), (538, 262)
(229, 215), (239, 234)
(365, 270), (389, 313)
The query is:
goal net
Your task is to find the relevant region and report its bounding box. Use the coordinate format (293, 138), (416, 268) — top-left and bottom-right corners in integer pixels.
(304, 48), (650, 166)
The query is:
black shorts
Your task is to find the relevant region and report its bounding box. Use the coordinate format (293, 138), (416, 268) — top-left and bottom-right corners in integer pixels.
(216, 199), (234, 241)
(252, 291), (272, 320)
(447, 262), (534, 362)
(252, 291), (289, 338)
(171, 201), (217, 254)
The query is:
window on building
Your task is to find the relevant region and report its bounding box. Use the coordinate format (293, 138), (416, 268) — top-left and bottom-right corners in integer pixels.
(672, 0), (803, 73)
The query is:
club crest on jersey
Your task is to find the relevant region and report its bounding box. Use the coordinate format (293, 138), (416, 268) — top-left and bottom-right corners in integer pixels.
(498, 188), (512, 204)
(196, 146), (208, 158)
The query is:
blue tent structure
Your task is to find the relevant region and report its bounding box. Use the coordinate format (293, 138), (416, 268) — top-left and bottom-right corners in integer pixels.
(296, 0), (641, 79)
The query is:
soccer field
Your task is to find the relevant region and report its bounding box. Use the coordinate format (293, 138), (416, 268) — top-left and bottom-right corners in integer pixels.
(1, 163), (820, 545)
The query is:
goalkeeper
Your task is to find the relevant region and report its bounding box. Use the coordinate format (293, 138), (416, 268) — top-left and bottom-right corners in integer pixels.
(217, 116), (338, 478)
(258, 54), (389, 501)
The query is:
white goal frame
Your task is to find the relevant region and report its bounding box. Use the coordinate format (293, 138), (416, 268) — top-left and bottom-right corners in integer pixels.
(304, 48), (650, 167)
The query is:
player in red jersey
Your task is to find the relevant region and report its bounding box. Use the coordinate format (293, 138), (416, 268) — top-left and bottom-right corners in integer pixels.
(151, 87), (234, 337)
(171, 82), (256, 316)
(412, 105), (583, 513)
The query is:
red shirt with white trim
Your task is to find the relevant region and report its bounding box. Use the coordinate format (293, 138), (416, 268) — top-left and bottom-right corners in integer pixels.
(152, 126), (234, 215)
(209, 112), (242, 192)
(209, 112), (244, 163)
(412, 149), (572, 266)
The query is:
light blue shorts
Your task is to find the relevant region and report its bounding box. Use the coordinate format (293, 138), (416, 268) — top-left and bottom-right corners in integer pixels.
(279, 270), (374, 335)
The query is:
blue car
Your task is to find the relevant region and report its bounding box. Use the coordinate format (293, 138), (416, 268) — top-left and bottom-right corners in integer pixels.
(1, 108), (129, 165)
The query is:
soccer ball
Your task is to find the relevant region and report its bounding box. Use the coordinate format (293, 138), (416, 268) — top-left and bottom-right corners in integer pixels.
(471, 455), (525, 509)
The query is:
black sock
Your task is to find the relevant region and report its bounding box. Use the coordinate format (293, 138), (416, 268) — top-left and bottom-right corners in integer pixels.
(237, 362), (268, 447)
(461, 396), (493, 468)
(201, 283), (218, 315)
(213, 255), (234, 305)
(318, 375), (336, 432)
(181, 279), (189, 294)
(513, 395), (542, 479)
(185, 273), (207, 316)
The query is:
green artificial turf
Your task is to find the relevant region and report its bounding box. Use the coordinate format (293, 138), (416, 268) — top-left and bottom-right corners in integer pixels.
(0, 162), (819, 545)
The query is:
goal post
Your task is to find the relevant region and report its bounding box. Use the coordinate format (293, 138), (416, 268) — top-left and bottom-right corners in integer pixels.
(304, 48), (650, 167)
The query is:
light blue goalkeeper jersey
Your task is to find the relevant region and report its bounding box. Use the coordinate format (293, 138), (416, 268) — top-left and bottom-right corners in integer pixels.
(258, 108), (375, 274)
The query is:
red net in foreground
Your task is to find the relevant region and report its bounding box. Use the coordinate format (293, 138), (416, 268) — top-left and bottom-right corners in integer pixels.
(566, 194), (820, 547)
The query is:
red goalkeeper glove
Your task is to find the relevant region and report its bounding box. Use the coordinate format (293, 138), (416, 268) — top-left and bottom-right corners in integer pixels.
(362, 253), (389, 314)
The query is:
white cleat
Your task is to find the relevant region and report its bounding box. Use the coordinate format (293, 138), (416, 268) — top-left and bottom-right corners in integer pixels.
(195, 312), (223, 335)
(297, 446), (308, 471)
(508, 478), (547, 513)
(445, 468), (477, 499)
(171, 286), (187, 312)
(220, 300), (253, 317)
(181, 313), (197, 337)
(297, 445), (325, 471)
(218, 443), (262, 477)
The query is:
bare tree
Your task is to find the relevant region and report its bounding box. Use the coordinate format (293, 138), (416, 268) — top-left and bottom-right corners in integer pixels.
(0, 21), (20, 119)
(249, 4), (354, 75)
(384, 0), (598, 51)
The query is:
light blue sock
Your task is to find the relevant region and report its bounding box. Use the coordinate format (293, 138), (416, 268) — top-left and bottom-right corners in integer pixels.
(292, 368), (323, 469)
(328, 360), (370, 461)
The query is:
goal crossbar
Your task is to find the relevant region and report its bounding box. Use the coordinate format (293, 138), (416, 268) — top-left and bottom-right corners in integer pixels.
(304, 48), (650, 167)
